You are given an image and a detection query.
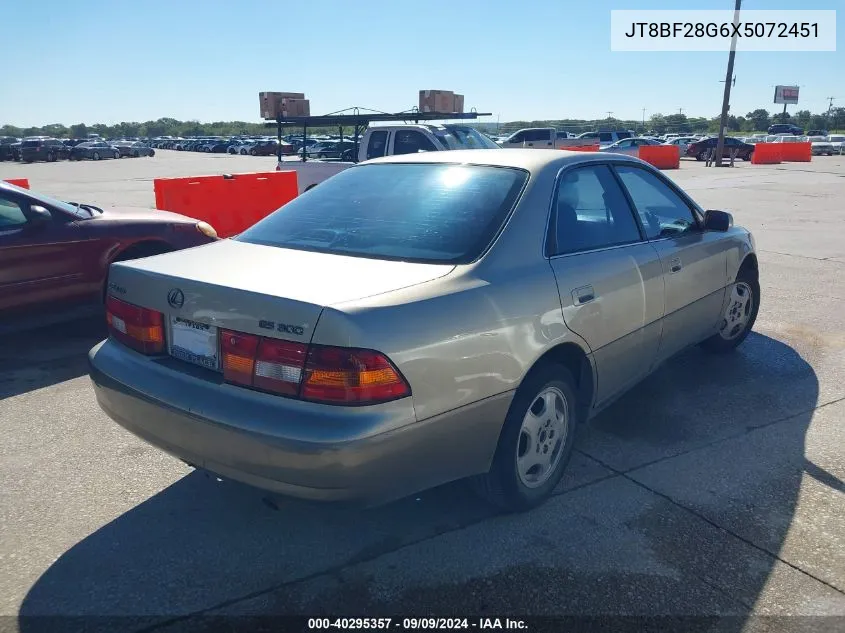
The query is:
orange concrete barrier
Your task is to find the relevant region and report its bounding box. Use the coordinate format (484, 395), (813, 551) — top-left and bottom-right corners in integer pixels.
(779, 141), (812, 162)
(637, 145), (680, 169)
(4, 178), (30, 188)
(750, 143), (782, 164)
(153, 171), (298, 238)
(562, 145), (599, 152)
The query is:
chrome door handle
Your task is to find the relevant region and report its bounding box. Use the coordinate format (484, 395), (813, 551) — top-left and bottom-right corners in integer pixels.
(669, 257), (683, 273)
(572, 285), (595, 305)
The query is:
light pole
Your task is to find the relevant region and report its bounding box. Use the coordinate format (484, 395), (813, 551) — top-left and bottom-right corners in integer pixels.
(642, 108), (646, 131)
(714, 0), (742, 166)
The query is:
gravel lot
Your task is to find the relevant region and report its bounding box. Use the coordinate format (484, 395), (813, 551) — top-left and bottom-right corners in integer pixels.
(1, 151), (844, 631)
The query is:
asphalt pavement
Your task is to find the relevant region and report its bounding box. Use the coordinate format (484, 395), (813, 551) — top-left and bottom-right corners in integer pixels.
(1, 152), (844, 632)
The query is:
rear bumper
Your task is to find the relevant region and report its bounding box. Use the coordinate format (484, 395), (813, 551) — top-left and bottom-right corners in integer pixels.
(89, 339), (509, 506)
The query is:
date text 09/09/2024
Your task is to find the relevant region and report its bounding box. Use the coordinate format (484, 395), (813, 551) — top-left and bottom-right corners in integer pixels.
(308, 618), (528, 630)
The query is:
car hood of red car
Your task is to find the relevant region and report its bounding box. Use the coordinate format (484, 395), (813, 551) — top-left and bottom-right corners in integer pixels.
(88, 206), (200, 225)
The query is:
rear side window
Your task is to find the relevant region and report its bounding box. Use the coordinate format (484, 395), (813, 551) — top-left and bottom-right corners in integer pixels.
(21, 140), (41, 148)
(599, 132), (612, 142)
(550, 165), (641, 255)
(236, 163), (528, 264)
(393, 131), (437, 155)
(617, 131), (633, 140)
(365, 131), (387, 159)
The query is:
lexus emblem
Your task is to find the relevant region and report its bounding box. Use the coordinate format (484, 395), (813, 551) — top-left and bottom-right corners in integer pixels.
(167, 288), (185, 309)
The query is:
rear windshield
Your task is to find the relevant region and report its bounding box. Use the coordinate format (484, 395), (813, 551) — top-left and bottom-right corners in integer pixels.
(236, 163), (527, 264)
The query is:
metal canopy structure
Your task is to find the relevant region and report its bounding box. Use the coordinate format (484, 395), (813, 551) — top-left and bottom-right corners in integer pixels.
(264, 107), (492, 163)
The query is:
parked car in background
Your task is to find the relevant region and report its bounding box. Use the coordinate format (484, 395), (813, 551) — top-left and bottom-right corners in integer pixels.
(826, 134), (845, 154)
(247, 140), (284, 156)
(771, 135), (803, 143)
(112, 141), (155, 157)
(89, 149), (759, 511)
(19, 138), (71, 163)
(767, 123), (803, 136)
(70, 141), (121, 161)
(599, 137), (663, 156)
(575, 130), (634, 148)
(663, 136), (703, 155)
(0, 181), (218, 320)
(500, 128), (585, 149)
(686, 136), (754, 161)
(806, 136), (835, 156)
(310, 140), (356, 159)
(0, 137), (20, 161)
(807, 129), (829, 137)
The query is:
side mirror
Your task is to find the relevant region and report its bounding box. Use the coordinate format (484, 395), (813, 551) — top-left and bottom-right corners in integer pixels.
(27, 205), (52, 228)
(703, 209), (733, 232)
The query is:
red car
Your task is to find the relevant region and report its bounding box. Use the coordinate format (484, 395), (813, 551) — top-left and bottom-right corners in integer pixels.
(0, 181), (218, 319)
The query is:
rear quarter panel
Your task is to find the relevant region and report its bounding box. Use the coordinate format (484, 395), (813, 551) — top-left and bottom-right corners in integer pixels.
(312, 165), (586, 423)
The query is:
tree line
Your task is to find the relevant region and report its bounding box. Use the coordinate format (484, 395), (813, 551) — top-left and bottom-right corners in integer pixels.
(2, 107), (843, 140)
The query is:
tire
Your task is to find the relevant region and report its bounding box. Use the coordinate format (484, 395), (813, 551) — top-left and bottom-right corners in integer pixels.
(133, 150), (140, 158)
(473, 363), (578, 512)
(700, 265), (760, 353)
(249, 148), (257, 156)
(114, 151), (120, 159)
(240, 149), (247, 155)
(697, 150), (708, 161)
(92, 151), (101, 161)
(148, 149), (155, 157)
(47, 152), (55, 162)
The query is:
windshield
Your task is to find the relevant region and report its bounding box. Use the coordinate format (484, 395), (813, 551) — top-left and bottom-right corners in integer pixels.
(432, 126), (500, 150)
(5, 184), (88, 218)
(236, 163), (527, 264)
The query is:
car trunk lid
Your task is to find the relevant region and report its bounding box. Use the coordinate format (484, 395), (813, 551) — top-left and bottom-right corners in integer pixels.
(106, 239), (454, 344)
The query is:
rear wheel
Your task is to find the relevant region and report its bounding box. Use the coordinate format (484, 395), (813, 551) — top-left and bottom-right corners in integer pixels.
(46, 152), (56, 162)
(92, 151), (101, 161)
(249, 148), (257, 156)
(473, 363), (578, 512)
(700, 265), (760, 353)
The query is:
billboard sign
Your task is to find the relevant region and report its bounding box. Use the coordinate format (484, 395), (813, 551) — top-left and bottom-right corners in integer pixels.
(774, 85), (800, 105)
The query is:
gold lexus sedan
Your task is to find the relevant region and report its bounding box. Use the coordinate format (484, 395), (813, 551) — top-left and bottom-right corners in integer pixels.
(89, 149), (759, 511)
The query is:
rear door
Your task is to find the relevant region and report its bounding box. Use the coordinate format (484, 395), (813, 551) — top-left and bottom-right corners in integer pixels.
(525, 129), (553, 148)
(614, 165), (729, 364)
(547, 163), (664, 406)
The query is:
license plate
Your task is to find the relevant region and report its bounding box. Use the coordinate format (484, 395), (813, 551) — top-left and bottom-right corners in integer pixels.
(170, 317), (218, 370)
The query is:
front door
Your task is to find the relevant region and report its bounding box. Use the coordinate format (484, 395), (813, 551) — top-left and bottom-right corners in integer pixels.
(547, 164), (665, 406)
(614, 165), (729, 364)
(0, 192), (90, 314)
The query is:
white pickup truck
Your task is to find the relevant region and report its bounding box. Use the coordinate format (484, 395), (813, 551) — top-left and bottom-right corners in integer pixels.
(275, 122), (501, 193)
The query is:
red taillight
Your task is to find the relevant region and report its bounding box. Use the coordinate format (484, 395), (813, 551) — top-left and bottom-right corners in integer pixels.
(254, 338), (307, 395)
(221, 330), (259, 386)
(106, 296), (164, 354)
(301, 345), (411, 405)
(216, 329), (410, 405)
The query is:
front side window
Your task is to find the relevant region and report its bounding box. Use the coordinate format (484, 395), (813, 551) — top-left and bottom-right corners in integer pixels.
(392, 131), (437, 155)
(615, 166), (698, 239)
(550, 165), (642, 255)
(0, 196), (28, 229)
(236, 163), (527, 264)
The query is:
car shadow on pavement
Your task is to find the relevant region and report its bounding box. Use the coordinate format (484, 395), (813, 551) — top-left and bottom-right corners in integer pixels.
(19, 332), (829, 631)
(0, 315), (106, 399)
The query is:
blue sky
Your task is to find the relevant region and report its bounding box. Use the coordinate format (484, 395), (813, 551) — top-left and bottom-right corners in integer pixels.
(3, 0), (841, 126)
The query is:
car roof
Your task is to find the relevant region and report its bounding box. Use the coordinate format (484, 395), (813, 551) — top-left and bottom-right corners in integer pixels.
(366, 148), (643, 171)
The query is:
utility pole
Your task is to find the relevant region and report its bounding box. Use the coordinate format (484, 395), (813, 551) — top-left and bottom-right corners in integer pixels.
(714, 0), (742, 166)
(827, 97), (836, 117)
(678, 107), (684, 116)
(642, 108), (646, 131)
(606, 111), (614, 119)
